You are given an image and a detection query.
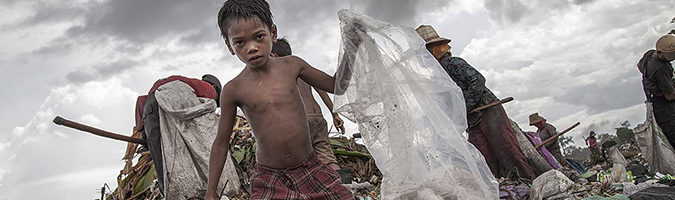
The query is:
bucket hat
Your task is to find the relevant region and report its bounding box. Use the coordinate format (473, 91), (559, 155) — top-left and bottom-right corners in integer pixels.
(529, 113), (544, 126)
(415, 25), (451, 45)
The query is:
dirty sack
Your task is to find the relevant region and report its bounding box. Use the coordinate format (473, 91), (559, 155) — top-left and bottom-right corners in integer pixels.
(156, 80), (240, 198)
(633, 102), (675, 175)
(529, 169), (575, 200)
(333, 9), (498, 200)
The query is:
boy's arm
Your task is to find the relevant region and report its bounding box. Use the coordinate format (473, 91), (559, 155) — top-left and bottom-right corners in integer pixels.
(205, 86), (237, 200)
(315, 87), (345, 134)
(296, 57), (335, 94)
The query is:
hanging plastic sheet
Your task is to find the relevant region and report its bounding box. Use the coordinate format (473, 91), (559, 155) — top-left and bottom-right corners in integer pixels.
(633, 102), (675, 175)
(333, 9), (498, 199)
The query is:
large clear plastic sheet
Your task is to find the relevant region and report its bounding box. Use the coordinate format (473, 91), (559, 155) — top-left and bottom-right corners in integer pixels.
(333, 9), (499, 199)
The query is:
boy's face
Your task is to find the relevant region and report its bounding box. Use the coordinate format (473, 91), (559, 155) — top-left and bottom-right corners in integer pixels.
(224, 16), (277, 69)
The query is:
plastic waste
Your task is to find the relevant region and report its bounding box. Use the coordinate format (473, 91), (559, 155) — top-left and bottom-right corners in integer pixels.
(623, 180), (670, 196)
(333, 9), (498, 200)
(610, 164), (628, 184)
(529, 169), (576, 200)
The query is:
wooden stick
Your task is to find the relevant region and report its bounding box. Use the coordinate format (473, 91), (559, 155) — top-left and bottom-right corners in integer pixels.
(53, 116), (147, 146)
(468, 97), (514, 114)
(534, 122), (580, 149)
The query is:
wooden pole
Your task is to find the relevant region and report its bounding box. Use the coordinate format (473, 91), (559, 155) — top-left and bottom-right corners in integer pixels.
(468, 97), (514, 114)
(534, 122), (580, 149)
(53, 116), (147, 146)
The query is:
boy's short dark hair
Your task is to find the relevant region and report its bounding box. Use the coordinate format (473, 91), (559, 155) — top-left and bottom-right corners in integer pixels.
(217, 0), (274, 41)
(272, 37), (292, 57)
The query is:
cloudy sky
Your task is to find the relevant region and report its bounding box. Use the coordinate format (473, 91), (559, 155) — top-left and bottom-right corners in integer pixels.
(0, 0), (673, 199)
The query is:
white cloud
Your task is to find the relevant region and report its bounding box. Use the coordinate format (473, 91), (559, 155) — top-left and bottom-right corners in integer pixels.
(78, 114), (101, 126)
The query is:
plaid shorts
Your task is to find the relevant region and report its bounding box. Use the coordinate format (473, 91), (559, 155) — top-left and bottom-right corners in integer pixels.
(250, 151), (354, 200)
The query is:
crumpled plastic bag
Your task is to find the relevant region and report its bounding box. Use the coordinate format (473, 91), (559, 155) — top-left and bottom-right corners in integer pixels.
(529, 170), (576, 200)
(333, 9), (498, 200)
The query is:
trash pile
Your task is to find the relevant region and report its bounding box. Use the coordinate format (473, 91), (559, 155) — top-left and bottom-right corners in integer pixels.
(105, 112), (675, 200)
(498, 138), (675, 200)
(100, 101), (675, 200)
(105, 115), (383, 200)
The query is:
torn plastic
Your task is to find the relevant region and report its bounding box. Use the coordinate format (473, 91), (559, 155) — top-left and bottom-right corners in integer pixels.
(333, 9), (498, 199)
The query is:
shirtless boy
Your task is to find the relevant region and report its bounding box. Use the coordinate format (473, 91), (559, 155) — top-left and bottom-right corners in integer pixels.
(272, 38), (346, 170)
(205, 0), (353, 199)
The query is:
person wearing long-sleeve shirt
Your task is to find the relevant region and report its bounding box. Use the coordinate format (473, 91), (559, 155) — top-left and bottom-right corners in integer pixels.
(529, 113), (568, 167)
(416, 25), (535, 180)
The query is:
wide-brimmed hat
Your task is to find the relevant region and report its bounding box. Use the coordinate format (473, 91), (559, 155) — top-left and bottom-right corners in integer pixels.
(415, 25), (451, 45)
(656, 34), (675, 60)
(529, 113), (544, 125)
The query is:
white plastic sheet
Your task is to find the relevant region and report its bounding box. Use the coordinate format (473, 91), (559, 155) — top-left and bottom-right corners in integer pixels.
(333, 9), (498, 199)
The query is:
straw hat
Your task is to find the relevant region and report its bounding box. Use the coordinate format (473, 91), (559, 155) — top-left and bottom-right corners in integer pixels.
(415, 25), (451, 45)
(656, 34), (675, 60)
(529, 113), (544, 125)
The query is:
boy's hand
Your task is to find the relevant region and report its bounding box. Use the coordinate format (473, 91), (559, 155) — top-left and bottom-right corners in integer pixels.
(332, 113), (345, 134)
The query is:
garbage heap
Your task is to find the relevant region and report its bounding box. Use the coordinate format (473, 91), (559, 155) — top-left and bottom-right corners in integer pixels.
(106, 115), (382, 200)
(498, 138), (675, 200)
(107, 115), (675, 200)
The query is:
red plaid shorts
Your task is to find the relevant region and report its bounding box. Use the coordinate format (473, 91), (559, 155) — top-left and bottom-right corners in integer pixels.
(249, 151), (355, 200)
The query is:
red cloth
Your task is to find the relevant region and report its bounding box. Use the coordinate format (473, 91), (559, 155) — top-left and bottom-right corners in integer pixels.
(135, 95), (148, 132)
(134, 75), (217, 132)
(467, 104), (536, 180)
(148, 75), (217, 99)
(249, 151), (355, 200)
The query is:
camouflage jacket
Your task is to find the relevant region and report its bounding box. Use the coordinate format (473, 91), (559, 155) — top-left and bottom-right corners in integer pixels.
(439, 53), (498, 126)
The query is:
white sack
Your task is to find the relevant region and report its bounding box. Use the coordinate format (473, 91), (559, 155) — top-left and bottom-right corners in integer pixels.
(529, 170), (576, 200)
(156, 80), (240, 199)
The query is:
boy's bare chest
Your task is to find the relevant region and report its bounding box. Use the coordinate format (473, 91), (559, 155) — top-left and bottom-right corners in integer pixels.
(238, 76), (301, 112)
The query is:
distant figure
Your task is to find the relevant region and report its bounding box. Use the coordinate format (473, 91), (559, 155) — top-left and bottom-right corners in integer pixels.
(271, 38), (346, 170)
(529, 113), (569, 167)
(638, 34), (675, 148)
(205, 0), (354, 199)
(585, 131), (600, 157)
(417, 24), (535, 180)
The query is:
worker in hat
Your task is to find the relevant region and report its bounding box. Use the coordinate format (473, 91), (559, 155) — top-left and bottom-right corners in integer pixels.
(639, 34), (675, 148)
(529, 113), (568, 167)
(416, 25), (535, 180)
(585, 131), (600, 157)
